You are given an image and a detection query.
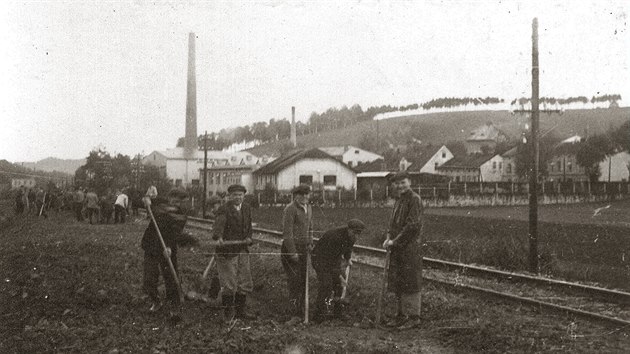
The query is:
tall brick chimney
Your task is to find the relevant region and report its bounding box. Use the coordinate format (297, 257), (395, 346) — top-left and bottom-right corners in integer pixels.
(290, 106), (297, 148)
(184, 32), (198, 160)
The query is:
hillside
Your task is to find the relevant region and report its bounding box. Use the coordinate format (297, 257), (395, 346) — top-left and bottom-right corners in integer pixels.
(19, 157), (85, 175)
(247, 107), (630, 156)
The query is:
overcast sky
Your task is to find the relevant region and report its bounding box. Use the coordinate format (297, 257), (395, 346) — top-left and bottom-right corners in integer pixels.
(1, 1), (628, 162)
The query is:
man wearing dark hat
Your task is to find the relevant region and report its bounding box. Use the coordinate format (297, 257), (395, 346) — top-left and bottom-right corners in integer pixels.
(311, 219), (365, 321)
(382, 171), (423, 330)
(281, 184), (313, 324)
(212, 184), (255, 321)
(141, 188), (189, 320)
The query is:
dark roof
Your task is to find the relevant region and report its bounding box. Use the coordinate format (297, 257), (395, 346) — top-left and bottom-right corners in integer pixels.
(355, 159), (394, 173)
(437, 153), (495, 169)
(405, 145), (443, 172)
(253, 148), (356, 175)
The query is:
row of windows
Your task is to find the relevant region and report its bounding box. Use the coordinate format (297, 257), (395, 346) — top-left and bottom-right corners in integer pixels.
(549, 161), (574, 173)
(491, 161), (513, 173)
(205, 172), (243, 185)
(299, 175), (337, 186)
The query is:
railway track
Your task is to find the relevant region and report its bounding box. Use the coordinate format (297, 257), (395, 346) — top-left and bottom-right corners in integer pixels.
(185, 216), (630, 327)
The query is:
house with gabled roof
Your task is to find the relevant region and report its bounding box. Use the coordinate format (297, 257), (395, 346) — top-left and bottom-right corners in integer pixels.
(253, 148), (357, 191)
(319, 145), (383, 168)
(546, 135), (589, 182)
(399, 145), (454, 174)
(465, 123), (510, 155)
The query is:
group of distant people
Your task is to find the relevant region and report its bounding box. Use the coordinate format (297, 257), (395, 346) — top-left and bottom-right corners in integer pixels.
(142, 171), (423, 330)
(13, 185), (63, 218)
(70, 185), (158, 224)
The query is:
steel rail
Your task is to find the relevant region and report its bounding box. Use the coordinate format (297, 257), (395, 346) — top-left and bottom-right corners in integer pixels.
(186, 216), (630, 327)
(187, 216), (630, 303)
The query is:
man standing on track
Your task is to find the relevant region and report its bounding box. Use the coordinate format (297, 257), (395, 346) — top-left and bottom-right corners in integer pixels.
(382, 171), (423, 330)
(212, 184), (255, 321)
(281, 184), (313, 325)
(85, 188), (99, 224)
(114, 189), (129, 224)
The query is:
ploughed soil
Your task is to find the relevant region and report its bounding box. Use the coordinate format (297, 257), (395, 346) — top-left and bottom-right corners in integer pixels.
(1, 209), (630, 353)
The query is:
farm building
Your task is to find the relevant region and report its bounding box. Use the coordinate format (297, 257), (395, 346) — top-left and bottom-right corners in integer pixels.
(318, 145), (383, 168)
(199, 162), (262, 196)
(253, 148), (357, 191)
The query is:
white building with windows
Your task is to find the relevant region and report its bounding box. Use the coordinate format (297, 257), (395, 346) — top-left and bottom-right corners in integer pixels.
(253, 148), (357, 191)
(318, 145), (383, 168)
(143, 148), (265, 187)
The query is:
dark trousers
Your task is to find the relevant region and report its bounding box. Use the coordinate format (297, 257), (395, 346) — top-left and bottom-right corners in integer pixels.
(101, 208), (113, 224)
(114, 205), (126, 223)
(87, 207), (99, 224)
(74, 202), (84, 221)
(281, 242), (308, 317)
(313, 261), (343, 315)
(143, 252), (180, 305)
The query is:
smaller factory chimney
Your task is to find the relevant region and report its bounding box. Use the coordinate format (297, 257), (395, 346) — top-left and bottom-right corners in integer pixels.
(290, 106), (297, 148)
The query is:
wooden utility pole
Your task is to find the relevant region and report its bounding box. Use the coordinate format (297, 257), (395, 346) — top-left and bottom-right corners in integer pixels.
(529, 18), (540, 274)
(202, 131), (208, 218)
(512, 18), (562, 273)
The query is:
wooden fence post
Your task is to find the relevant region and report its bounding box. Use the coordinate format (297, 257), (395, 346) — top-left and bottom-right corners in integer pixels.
(338, 189), (341, 204)
(572, 181), (576, 195)
(433, 186), (437, 200)
(354, 188), (357, 201)
(447, 182), (451, 199)
(588, 181), (591, 195)
(464, 182), (467, 197)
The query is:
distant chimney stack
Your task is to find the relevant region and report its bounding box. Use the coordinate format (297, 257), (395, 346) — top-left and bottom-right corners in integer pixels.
(184, 32), (198, 159)
(290, 106), (297, 148)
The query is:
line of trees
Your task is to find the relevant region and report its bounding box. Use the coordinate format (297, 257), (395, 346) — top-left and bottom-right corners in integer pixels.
(74, 149), (171, 196)
(510, 94), (622, 106)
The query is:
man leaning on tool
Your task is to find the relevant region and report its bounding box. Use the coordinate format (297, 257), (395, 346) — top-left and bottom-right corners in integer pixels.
(212, 184), (255, 321)
(281, 184), (313, 325)
(141, 189), (189, 320)
(312, 218), (365, 322)
(382, 171), (423, 330)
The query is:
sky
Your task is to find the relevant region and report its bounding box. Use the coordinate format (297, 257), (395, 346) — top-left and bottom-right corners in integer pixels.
(1, 0), (628, 162)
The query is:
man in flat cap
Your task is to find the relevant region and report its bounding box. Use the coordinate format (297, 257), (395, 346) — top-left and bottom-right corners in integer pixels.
(382, 171), (423, 330)
(281, 184), (313, 324)
(141, 188), (189, 320)
(311, 218), (365, 321)
(212, 184), (255, 321)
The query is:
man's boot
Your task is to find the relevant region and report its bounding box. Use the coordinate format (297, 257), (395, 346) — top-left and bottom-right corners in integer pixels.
(235, 293), (256, 320)
(222, 295), (235, 322)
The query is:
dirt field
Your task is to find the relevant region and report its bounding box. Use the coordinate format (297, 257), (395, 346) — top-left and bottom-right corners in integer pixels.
(2, 209), (630, 353)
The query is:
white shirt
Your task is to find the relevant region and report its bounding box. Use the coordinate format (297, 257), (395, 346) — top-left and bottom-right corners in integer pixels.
(115, 194), (128, 208)
(146, 185), (158, 198)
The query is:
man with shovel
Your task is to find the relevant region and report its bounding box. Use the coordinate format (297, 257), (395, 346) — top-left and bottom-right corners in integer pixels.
(141, 189), (189, 320)
(381, 171), (423, 330)
(311, 219), (365, 322)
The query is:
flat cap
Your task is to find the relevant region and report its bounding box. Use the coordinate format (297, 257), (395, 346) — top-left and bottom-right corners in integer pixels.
(390, 171), (410, 182)
(347, 219), (366, 230)
(291, 184), (311, 195)
(227, 184), (246, 194)
(167, 188), (189, 199)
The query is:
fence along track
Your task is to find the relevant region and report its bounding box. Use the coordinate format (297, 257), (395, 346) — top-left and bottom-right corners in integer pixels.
(185, 216), (630, 327)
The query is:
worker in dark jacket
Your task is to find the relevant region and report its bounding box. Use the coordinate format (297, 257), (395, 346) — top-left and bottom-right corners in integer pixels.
(312, 219), (365, 321)
(281, 184), (313, 325)
(141, 189), (188, 320)
(212, 184), (255, 321)
(382, 171), (423, 330)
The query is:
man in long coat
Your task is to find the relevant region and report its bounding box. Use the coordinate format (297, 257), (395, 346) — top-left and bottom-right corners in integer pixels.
(382, 171), (423, 329)
(281, 184), (313, 324)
